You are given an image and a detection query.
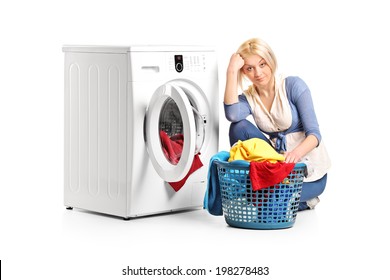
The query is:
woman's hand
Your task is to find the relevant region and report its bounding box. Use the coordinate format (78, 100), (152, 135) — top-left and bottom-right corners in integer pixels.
(224, 53), (245, 105)
(282, 151), (302, 163)
(227, 53), (245, 73)
(283, 135), (319, 163)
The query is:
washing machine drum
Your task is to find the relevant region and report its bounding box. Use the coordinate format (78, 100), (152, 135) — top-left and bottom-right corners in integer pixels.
(145, 80), (208, 182)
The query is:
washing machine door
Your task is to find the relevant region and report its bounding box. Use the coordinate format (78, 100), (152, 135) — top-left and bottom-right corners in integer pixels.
(145, 82), (200, 182)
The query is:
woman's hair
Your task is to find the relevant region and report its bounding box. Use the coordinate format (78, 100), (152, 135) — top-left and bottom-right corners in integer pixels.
(236, 38), (278, 90)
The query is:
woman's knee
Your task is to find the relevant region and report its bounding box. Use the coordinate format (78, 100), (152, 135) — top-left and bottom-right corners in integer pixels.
(229, 120), (252, 145)
(229, 120), (270, 146)
(300, 174), (327, 202)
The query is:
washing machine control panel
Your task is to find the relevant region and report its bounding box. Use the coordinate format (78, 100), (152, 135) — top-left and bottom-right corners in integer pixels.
(169, 53), (207, 73)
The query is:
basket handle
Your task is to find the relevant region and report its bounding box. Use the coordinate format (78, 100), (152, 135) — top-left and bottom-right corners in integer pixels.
(214, 159), (250, 168)
(215, 160), (307, 169)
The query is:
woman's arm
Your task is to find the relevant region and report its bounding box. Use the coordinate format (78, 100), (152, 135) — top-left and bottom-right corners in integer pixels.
(224, 95), (252, 122)
(223, 53), (252, 122)
(284, 134), (318, 163)
(224, 53), (244, 104)
(284, 77), (321, 163)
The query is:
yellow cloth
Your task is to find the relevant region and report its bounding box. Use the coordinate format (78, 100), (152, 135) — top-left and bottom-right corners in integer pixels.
(228, 138), (285, 163)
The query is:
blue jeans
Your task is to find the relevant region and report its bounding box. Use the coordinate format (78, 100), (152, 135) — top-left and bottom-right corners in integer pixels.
(229, 119), (272, 146)
(298, 174), (327, 210)
(229, 119), (327, 210)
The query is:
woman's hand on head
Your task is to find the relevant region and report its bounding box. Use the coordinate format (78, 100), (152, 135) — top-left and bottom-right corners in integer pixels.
(227, 53), (245, 73)
(224, 53), (245, 105)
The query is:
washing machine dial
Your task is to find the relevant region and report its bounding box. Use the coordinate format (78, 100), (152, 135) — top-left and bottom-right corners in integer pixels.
(174, 55), (183, 73)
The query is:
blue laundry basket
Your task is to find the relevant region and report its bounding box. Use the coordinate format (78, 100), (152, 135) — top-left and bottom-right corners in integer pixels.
(215, 160), (306, 229)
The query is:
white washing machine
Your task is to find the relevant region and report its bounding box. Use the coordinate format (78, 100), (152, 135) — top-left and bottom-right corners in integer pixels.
(63, 45), (219, 219)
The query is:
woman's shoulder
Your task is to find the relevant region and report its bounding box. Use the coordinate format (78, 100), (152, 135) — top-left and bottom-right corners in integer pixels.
(285, 76), (308, 89)
(285, 75), (310, 93)
(283, 76), (311, 102)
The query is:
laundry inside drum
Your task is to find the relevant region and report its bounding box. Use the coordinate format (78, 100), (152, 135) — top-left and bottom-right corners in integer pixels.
(159, 98), (184, 165)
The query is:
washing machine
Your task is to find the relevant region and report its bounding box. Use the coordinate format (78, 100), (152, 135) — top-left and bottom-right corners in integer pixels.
(63, 45), (219, 219)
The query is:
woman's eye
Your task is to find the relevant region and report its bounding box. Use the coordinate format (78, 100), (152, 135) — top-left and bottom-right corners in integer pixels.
(246, 67), (253, 71)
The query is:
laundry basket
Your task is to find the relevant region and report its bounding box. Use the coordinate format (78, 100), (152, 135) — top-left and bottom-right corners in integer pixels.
(215, 160), (306, 229)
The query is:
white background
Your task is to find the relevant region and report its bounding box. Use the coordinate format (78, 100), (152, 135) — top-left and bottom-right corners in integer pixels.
(1, 0), (389, 279)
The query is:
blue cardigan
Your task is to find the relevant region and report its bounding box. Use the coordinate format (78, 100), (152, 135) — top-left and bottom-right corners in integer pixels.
(224, 76), (322, 151)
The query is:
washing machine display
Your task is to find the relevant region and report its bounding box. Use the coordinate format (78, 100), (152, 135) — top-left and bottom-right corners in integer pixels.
(63, 45), (218, 219)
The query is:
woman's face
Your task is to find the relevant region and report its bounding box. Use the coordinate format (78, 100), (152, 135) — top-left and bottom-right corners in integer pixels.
(242, 54), (273, 88)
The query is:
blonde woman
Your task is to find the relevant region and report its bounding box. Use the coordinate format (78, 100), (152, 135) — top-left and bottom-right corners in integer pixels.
(224, 38), (331, 210)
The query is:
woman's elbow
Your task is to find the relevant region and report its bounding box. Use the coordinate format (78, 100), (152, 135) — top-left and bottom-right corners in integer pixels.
(306, 132), (321, 147)
(224, 112), (242, 123)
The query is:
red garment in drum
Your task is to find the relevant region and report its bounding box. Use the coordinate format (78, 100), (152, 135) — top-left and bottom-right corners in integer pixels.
(160, 131), (183, 165)
(159, 131), (203, 191)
